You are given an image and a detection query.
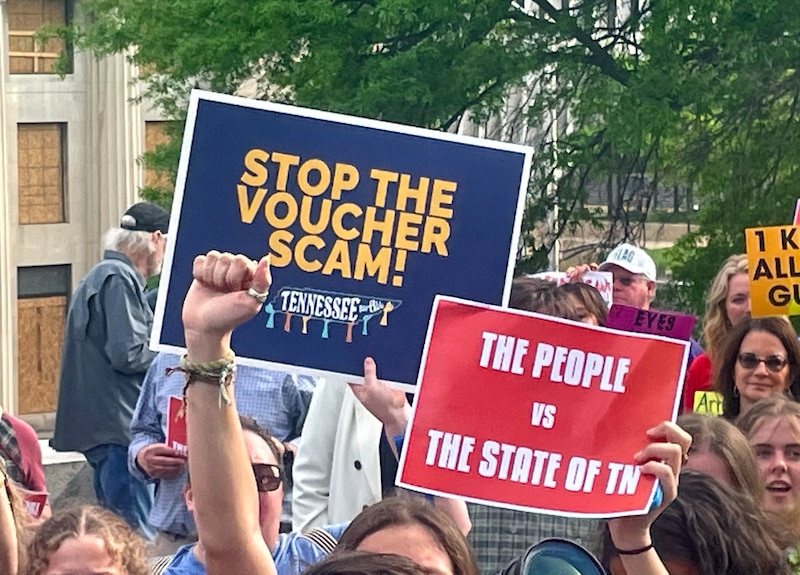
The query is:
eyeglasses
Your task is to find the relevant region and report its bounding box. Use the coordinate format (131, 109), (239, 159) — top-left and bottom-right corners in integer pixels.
(737, 352), (788, 373)
(613, 275), (641, 287)
(252, 463), (283, 492)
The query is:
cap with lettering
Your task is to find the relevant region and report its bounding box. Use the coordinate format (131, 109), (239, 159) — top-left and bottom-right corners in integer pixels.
(120, 202), (170, 234)
(599, 243), (657, 281)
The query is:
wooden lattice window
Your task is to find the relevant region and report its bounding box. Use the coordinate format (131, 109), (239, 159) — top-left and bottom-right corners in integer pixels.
(7, 0), (68, 74)
(18, 123), (66, 224)
(17, 265), (71, 414)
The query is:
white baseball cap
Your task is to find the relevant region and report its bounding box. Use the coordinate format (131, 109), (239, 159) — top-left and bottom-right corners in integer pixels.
(600, 243), (657, 281)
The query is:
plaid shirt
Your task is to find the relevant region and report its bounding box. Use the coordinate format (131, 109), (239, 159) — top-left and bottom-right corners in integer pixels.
(128, 352), (316, 536)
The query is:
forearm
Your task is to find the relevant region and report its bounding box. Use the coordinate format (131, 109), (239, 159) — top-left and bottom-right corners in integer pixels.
(180, 251), (276, 575)
(618, 551), (668, 575)
(0, 481), (19, 575)
(609, 510), (665, 575)
(184, 376), (262, 560)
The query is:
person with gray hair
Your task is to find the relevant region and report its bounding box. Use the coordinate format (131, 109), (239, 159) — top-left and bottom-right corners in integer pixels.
(51, 202), (170, 540)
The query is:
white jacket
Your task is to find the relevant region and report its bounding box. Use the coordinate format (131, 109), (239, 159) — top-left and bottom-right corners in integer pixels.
(292, 376), (383, 531)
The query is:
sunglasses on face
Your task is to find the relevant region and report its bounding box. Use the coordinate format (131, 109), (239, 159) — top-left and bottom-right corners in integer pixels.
(252, 463), (283, 492)
(737, 352), (788, 373)
(613, 275), (641, 287)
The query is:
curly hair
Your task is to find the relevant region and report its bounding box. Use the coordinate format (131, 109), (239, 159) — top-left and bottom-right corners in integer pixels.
(677, 413), (763, 501)
(25, 505), (147, 575)
(600, 470), (793, 575)
(702, 254), (748, 359)
(712, 316), (800, 420)
(336, 497), (480, 575)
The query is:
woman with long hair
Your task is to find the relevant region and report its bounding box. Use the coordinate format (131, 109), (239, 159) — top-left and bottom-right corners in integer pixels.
(678, 413), (762, 500)
(713, 316), (800, 421)
(738, 396), (800, 526)
(683, 254), (749, 412)
(600, 470), (793, 575)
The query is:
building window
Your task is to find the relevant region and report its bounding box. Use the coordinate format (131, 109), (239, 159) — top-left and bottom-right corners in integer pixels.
(144, 121), (172, 190)
(18, 123), (67, 225)
(17, 265), (71, 415)
(7, 0), (69, 74)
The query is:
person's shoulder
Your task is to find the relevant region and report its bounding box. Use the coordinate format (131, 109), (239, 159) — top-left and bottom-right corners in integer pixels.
(279, 524), (345, 561)
(160, 544), (202, 575)
(2, 412), (32, 433)
(322, 522), (349, 539)
(82, 255), (139, 290)
(689, 352), (711, 370)
(1, 413), (39, 447)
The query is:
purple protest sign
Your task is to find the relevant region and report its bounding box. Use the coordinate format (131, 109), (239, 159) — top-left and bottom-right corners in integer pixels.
(605, 305), (696, 341)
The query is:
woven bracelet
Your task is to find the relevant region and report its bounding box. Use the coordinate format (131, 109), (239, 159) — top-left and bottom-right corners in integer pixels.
(166, 349), (237, 410)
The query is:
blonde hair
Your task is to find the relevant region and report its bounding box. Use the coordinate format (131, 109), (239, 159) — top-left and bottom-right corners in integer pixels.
(25, 505), (147, 575)
(703, 254), (748, 359)
(738, 395), (800, 440)
(738, 396), (800, 528)
(678, 413), (763, 501)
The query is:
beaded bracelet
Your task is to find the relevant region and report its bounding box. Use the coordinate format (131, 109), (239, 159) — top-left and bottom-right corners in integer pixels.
(166, 349), (237, 410)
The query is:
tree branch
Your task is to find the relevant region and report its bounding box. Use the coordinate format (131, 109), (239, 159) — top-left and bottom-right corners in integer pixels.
(519, 0), (631, 86)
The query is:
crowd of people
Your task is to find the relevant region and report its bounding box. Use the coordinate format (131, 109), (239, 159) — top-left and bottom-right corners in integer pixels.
(3, 201), (800, 575)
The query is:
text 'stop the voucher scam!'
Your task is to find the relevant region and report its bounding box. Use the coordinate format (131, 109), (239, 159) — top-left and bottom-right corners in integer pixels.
(152, 90), (532, 388)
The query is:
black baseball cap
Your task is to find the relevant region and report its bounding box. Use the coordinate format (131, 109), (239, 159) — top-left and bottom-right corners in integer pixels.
(120, 202), (170, 234)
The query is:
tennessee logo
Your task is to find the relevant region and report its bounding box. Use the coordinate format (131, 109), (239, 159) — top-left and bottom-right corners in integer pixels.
(264, 287), (402, 342)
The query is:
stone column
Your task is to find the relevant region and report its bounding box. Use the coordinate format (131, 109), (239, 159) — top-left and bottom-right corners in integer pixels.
(0, 0), (19, 413)
(84, 52), (143, 261)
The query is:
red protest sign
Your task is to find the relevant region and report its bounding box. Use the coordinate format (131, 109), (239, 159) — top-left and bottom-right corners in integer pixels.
(166, 396), (188, 456)
(20, 490), (47, 518)
(397, 297), (689, 518)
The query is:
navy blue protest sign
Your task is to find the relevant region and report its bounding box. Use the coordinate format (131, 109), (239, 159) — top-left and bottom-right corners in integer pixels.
(153, 90), (532, 388)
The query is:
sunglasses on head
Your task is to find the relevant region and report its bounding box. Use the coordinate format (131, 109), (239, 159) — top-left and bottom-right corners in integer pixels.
(737, 352), (788, 373)
(252, 463), (283, 492)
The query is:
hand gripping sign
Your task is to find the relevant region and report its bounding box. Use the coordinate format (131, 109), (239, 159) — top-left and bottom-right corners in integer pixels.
(397, 297), (689, 518)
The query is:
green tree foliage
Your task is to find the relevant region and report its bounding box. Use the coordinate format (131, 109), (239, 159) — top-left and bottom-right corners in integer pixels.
(52, 0), (800, 307)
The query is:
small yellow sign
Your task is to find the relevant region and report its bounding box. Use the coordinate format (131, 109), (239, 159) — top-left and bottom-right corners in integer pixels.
(693, 391), (723, 416)
(745, 225), (800, 317)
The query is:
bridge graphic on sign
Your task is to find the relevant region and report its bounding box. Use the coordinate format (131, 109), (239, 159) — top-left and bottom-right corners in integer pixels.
(264, 287), (402, 343)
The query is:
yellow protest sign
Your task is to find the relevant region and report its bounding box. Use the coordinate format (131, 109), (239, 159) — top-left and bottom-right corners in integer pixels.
(746, 225), (800, 317)
(693, 391), (723, 416)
